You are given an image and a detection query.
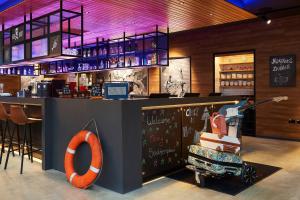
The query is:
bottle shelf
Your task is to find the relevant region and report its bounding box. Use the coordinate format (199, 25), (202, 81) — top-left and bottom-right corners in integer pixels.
(39, 29), (169, 75)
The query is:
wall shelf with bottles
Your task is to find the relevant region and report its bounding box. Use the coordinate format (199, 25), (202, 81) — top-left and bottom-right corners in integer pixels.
(0, 66), (39, 76)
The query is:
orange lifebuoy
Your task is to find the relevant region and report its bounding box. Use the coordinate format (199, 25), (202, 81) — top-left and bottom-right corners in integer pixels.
(64, 130), (103, 189)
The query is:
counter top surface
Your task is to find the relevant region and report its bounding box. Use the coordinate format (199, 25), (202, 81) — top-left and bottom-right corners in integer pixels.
(0, 96), (240, 110)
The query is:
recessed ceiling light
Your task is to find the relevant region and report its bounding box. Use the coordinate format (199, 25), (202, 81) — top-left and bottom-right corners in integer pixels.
(85, 11), (90, 14)
(262, 16), (272, 25)
(180, 1), (185, 5)
(209, 13), (213, 16)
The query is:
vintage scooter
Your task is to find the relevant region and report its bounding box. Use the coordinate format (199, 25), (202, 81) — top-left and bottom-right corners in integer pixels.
(186, 96), (288, 187)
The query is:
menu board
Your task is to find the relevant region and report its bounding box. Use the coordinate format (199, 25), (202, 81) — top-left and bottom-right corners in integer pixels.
(270, 55), (296, 87)
(141, 108), (182, 179)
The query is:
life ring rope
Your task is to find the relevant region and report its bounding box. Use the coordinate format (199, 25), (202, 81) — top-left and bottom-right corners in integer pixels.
(64, 128), (103, 189)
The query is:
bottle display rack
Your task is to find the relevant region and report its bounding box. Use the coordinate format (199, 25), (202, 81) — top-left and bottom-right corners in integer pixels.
(39, 28), (169, 75)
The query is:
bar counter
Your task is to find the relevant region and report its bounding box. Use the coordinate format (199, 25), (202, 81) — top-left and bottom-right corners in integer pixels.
(0, 96), (239, 193)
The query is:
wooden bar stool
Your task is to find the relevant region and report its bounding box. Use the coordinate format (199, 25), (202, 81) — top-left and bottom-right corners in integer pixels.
(0, 103), (17, 165)
(4, 105), (41, 174)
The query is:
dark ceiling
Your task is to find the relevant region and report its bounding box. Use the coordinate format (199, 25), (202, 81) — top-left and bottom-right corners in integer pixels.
(227, 0), (300, 15)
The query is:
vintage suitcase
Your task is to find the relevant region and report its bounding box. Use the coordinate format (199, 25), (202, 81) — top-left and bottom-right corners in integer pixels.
(198, 132), (241, 154)
(188, 145), (243, 176)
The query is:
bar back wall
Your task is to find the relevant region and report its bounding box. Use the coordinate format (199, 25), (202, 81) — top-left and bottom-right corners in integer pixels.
(150, 14), (300, 140)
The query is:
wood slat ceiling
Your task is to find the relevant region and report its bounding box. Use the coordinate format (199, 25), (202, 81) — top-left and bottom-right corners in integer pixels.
(0, 0), (256, 42)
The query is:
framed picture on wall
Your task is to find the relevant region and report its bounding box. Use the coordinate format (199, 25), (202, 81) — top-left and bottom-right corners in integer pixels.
(160, 57), (191, 97)
(99, 68), (149, 96)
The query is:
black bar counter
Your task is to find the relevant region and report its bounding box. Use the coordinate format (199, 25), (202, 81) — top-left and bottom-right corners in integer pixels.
(0, 96), (239, 193)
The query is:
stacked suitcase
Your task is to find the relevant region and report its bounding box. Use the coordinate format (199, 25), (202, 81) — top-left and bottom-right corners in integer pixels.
(186, 100), (256, 186)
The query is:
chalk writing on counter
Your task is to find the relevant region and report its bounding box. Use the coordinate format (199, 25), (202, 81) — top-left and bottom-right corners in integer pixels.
(149, 134), (164, 146)
(182, 126), (194, 138)
(146, 115), (171, 126)
(148, 148), (176, 159)
(142, 108), (182, 178)
(185, 107), (199, 117)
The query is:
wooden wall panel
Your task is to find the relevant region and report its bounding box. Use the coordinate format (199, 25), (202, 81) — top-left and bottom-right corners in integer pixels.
(149, 15), (300, 140)
(148, 68), (160, 94)
(0, 76), (21, 95)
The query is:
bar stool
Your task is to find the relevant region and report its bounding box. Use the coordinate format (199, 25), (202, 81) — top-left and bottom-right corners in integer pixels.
(4, 105), (41, 174)
(0, 103), (20, 164)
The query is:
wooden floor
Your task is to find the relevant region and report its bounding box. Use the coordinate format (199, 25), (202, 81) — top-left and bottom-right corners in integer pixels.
(0, 136), (300, 200)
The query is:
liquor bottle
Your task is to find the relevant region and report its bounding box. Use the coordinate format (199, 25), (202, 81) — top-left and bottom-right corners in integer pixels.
(119, 45), (123, 54)
(135, 57), (139, 66)
(99, 48), (102, 56)
(103, 47), (107, 55)
(151, 53), (157, 64)
(100, 60), (104, 68)
(93, 48), (97, 57)
(87, 49), (91, 57)
(128, 57), (132, 67)
(151, 40), (157, 48)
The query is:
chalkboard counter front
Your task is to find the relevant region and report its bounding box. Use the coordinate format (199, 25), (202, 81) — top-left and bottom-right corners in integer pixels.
(141, 100), (232, 180)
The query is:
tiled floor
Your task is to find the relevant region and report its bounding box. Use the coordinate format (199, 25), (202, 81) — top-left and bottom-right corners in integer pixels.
(0, 136), (300, 200)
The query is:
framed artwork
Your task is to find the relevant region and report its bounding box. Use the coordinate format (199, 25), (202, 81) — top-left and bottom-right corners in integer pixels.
(99, 68), (148, 96)
(160, 57), (191, 96)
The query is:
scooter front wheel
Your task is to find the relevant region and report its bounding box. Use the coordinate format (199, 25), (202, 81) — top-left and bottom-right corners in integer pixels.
(195, 171), (206, 187)
(241, 163), (256, 185)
